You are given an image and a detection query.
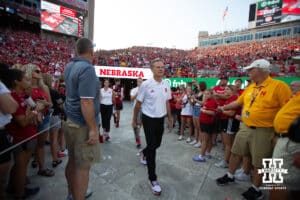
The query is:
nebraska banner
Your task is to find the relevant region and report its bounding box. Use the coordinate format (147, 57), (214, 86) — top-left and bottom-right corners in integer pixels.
(94, 66), (153, 79)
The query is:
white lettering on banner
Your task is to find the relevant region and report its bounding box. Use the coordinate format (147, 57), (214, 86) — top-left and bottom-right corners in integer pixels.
(94, 66), (153, 79)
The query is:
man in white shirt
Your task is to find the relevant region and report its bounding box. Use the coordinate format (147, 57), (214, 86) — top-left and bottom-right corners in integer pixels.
(132, 59), (173, 196)
(130, 78), (143, 148)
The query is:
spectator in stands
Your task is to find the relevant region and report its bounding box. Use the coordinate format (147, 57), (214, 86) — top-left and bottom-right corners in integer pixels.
(5, 69), (40, 199)
(216, 59), (292, 200)
(0, 64), (19, 200)
(63, 38), (100, 200)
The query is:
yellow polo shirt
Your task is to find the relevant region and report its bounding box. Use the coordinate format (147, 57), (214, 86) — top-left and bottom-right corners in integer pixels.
(237, 76), (291, 127)
(273, 91), (300, 134)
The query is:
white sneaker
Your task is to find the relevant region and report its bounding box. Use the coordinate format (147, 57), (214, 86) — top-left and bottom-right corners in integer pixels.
(150, 181), (161, 195)
(140, 151), (147, 165)
(178, 135), (184, 141)
(186, 137), (191, 143)
(234, 168), (244, 175)
(234, 171), (251, 181)
(215, 160), (229, 168)
(189, 139), (197, 145)
(193, 142), (201, 148)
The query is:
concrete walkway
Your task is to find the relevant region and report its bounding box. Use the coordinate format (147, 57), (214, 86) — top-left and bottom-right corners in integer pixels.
(23, 101), (267, 200)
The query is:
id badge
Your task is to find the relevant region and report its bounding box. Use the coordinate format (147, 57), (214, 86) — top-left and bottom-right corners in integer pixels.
(245, 111), (250, 118)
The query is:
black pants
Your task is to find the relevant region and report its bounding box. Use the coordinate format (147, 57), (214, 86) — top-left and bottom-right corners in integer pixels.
(175, 109), (181, 129)
(142, 114), (164, 182)
(100, 104), (113, 132)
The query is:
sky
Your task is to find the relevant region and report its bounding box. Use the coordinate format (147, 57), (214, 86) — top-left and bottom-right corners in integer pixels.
(94, 0), (257, 50)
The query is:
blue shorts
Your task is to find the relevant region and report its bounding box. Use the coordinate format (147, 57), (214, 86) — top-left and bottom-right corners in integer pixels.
(192, 105), (201, 118)
(38, 114), (50, 132)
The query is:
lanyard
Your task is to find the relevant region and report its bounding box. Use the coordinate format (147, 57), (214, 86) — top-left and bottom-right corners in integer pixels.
(248, 86), (263, 110)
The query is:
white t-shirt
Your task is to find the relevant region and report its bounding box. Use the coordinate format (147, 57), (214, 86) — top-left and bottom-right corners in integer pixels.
(130, 86), (139, 107)
(0, 81), (13, 127)
(137, 78), (171, 118)
(181, 94), (193, 116)
(100, 88), (113, 105)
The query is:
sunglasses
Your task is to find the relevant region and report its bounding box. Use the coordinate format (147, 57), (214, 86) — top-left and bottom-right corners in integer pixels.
(34, 69), (41, 74)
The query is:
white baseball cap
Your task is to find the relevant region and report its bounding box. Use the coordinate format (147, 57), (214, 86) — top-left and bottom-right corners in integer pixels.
(244, 59), (270, 71)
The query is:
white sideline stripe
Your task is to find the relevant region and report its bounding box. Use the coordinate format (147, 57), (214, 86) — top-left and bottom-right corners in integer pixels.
(0, 121), (61, 156)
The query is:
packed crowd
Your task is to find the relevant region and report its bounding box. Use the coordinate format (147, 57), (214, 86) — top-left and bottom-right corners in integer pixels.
(0, 29), (75, 78)
(96, 37), (299, 78)
(0, 28), (299, 79)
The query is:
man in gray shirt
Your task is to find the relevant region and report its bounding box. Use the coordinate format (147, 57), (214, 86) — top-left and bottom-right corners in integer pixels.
(63, 38), (100, 200)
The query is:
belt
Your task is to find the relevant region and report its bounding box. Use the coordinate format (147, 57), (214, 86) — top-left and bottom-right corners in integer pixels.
(249, 126), (256, 129)
(274, 132), (288, 138)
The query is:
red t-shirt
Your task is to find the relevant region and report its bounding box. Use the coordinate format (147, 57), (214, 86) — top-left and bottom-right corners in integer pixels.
(31, 87), (49, 114)
(200, 98), (217, 124)
(220, 95), (238, 120)
(6, 91), (37, 144)
(31, 87), (48, 101)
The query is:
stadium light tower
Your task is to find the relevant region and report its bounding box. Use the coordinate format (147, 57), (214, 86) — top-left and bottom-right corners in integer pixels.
(88, 0), (95, 41)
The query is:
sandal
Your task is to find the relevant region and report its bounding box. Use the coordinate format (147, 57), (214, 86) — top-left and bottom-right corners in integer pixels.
(37, 168), (55, 177)
(52, 160), (62, 168)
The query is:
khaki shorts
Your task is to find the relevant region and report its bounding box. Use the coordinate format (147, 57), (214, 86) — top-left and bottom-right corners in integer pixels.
(63, 119), (100, 168)
(273, 137), (300, 190)
(231, 123), (274, 168)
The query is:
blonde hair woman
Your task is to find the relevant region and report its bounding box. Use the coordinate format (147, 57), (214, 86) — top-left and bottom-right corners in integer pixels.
(23, 64), (54, 177)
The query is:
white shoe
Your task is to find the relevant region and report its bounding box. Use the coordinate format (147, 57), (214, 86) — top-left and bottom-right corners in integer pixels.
(215, 160), (229, 168)
(193, 141), (201, 148)
(150, 181), (161, 195)
(178, 135), (184, 141)
(235, 168), (244, 175)
(140, 151), (147, 165)
(234, 171), (251, 181)
(189, 140), (197, 145)
(186, 137), (191, 143)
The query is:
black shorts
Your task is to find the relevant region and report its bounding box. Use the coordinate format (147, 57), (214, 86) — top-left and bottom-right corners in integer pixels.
(115, 103), (123, 110)
(0, 129), (12, 164)
(213, 115), (221, 133)
(220, 119), (229, 133)
(200, 122), (215, 134)
(226, 118), (240, 134)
